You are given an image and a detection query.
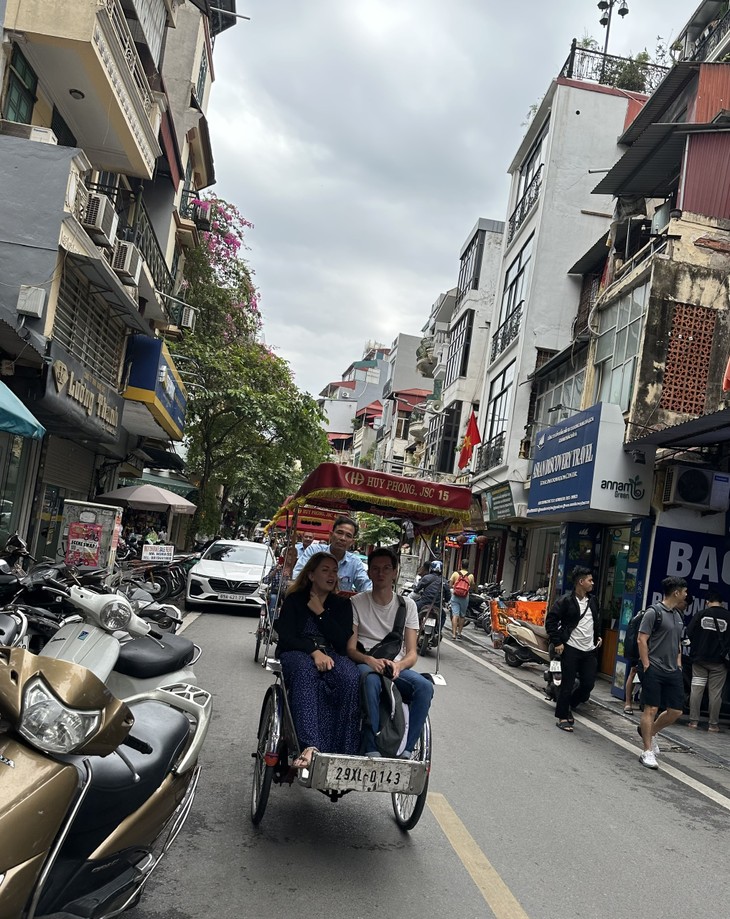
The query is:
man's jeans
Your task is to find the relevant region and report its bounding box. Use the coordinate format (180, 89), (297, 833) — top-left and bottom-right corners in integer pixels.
(358, 664), (434, 754)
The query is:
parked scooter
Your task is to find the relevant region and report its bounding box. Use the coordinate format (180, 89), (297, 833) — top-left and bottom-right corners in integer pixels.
(502, 615), (563, 701)
(0, 643), (210, 917)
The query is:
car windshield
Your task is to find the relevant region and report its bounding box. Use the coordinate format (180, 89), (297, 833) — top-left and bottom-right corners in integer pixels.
(204, 543), (270, 565)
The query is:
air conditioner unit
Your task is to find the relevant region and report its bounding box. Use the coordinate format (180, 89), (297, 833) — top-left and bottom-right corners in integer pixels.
(193, 201), (212, 231)
(0, 120), (58, 144)
(82, 193), (119, 248)
(112, 240), (143, 286)
(662, 465), (730, 511)
(179, 305), (196, 332)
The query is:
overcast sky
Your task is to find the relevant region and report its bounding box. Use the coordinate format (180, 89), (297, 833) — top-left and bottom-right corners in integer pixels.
(208, 0), (693, 397)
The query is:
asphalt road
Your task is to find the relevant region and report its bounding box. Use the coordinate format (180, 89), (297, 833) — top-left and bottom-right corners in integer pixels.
(127, 611), (730, 919)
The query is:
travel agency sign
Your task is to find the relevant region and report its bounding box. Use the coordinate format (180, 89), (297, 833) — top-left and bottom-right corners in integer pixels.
(527, 402), (653, 518)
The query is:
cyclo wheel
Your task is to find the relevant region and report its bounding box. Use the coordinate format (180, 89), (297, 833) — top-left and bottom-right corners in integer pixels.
(392, 719), (431, 831)
(251, 686), (279, 825)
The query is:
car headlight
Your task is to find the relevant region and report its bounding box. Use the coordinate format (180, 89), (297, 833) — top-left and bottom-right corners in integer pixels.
(19, 676), (101, 754)
(100, 599), (132, 630)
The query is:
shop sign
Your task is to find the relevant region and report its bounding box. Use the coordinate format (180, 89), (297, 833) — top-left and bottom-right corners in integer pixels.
(647, 526), (730, 609)
(484, 483), (516, 522)
(124, 336), (187, 441)
(141, 543), (175, 563)
(527, 402), (653, 518)
(35, 342), (124, 442)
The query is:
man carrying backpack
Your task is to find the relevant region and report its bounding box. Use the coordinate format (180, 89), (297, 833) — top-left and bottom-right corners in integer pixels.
(637, 576), (688, 769)
(686, 590), (729, 733)
(546, 566), (602, 732)
(348, 548), (434, 759)
(449, 565), (474, 641)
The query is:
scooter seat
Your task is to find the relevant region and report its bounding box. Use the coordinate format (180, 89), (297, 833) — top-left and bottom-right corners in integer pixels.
(114, 633), (195, 679)
(0, 612), (21, 646)
(61, 700), (191, 857)
(522, 621), (548, 639)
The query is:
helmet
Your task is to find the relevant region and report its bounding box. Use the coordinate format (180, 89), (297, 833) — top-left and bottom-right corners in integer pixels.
(429, 560), (442, 574)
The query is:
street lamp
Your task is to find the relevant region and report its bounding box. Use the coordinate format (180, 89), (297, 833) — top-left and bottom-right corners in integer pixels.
(597, 0), (629, 57)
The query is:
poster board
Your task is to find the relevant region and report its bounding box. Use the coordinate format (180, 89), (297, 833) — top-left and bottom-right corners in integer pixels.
(141, 544), (175, 563)
(61, 501), (123, 570)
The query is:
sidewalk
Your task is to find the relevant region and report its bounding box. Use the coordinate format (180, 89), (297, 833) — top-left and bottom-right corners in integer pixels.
(457, 626), (730, 769)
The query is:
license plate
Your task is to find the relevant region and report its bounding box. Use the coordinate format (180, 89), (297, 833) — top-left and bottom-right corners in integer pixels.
(549, 660), (562, 672)
(425, 617), (437, 627)
(217, 592), (247, 602)
(325, 758), (408, 792)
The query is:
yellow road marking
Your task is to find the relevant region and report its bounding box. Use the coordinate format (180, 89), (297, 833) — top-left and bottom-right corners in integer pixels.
(427, 792), (530, 919)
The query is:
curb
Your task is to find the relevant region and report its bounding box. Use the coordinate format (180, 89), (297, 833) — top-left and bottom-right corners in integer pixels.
(456, 631), (730, 770)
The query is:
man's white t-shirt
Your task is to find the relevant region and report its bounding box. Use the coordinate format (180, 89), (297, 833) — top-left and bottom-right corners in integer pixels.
(351, 591), (419, 662)
(568, 596), (595, 651)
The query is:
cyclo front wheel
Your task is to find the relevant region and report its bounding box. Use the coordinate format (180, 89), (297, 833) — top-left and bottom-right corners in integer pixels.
(392, 719), (431, 831)
(251, 686), (280, 824)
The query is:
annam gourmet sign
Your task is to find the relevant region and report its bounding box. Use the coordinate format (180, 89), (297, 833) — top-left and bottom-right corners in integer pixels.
(527, 402), (653, 518)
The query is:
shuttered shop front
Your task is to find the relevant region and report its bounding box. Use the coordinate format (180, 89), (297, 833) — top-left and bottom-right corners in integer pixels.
(42, 436), (95, 496)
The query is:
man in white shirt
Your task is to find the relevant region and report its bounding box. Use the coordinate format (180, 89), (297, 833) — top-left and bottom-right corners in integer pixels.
(545, 565), (602, 733)
(348, 548), (434, 758)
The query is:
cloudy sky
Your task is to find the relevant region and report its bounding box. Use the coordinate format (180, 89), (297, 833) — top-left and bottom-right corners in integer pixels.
(208, 0), (693, 397)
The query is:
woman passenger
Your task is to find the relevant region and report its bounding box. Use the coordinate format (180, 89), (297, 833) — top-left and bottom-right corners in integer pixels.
(276, 552), (361, 769)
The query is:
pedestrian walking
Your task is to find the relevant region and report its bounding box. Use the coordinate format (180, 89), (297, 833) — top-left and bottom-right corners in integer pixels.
(545, 566), (602, 732)
(449, 564), (474, 640)
(687, 590), (729, 732)
(637, 577), (688, 769)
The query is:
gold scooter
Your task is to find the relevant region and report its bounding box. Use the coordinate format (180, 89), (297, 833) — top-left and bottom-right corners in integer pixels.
(0, 646), (211, 918)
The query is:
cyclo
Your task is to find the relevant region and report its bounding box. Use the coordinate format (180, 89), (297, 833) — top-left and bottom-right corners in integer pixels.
(250, 462), (471, 830)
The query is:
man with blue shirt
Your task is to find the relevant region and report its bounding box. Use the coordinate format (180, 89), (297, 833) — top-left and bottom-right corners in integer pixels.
(292, 515), (372, 594)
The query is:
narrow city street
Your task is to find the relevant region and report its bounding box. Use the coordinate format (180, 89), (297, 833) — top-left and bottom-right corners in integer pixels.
(128, 611), (730, 919)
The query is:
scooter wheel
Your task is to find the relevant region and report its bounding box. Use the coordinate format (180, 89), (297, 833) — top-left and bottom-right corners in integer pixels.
(504, 648), (523, 667)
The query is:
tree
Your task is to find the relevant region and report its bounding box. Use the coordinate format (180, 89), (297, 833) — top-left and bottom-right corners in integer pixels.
(176, 195), (330, 535)
(356, 513), (402, 549)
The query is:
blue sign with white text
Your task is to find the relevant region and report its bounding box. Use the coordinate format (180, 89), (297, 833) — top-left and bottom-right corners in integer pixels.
(527, 405), (601, 516)
(647, 526), (730, 614)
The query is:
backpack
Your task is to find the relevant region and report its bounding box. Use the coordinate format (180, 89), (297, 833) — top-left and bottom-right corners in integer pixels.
(357, 595), (407, 660)
(361, 673), (407, 757)
(452, 573), (471, 598)
(623, 605), (663, 662)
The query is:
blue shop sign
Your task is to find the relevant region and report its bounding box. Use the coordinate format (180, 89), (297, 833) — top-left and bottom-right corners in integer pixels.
(647, 526), (730, 614)
(124, 337), (187, 440)
(527, 402), (652, 519)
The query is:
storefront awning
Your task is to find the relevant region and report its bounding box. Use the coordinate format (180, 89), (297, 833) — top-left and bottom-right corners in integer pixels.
(626, 406), (730, 449)
(0, 382), (45, 439)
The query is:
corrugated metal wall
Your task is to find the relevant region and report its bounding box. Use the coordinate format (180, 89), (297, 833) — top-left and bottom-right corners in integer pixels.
(42, 436), (95, 497)
(693, 64), (730, 123)
(681, 132), (730, 219)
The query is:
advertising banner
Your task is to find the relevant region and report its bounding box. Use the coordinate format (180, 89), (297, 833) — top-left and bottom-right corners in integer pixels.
(647, 526), (730, 609)
(66, 522), (102, 567)
(484, 483), (515, 522)
(527, 403), (653, 519)
(141, 544), (175, 563)
(60, 501), (124, 570)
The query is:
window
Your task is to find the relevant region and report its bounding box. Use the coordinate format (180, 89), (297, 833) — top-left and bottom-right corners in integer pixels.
(394, 413), (409, 440)
(517, 121), (548, 201)
(444, 310), (474, 388)
(196, 45), (209, 105)
(456, 230), (485, 305)
(492, 236), (533, 359)
(434, 402), (463, 474)
(533, 358), (586, 431)
(51, 105), (77, 147)
(4, 46), (37, 124)
(480, 363), (515, 470)
(594, 281), (648, 411)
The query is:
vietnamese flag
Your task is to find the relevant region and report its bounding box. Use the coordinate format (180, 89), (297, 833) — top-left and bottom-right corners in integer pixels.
(458, 411), (482, 469)
(724, 355), (730, 392)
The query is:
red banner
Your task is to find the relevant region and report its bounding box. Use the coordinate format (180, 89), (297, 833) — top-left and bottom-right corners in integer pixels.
(284, 463), (472, 530)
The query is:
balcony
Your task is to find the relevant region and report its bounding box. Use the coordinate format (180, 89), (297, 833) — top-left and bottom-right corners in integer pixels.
(692, 9), (730, 62)
(561, 42), (669, 95)
(507, 166), (543, 244)
(6, 0), (162, 177)
(474, 433), (505, 474)
(491, 302), (523, 361)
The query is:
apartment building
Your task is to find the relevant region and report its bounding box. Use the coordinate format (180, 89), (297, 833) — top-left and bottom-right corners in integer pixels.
(0, 0), (236, 556)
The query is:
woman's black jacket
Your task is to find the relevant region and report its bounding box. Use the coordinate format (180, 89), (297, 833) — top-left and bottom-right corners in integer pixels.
(275, 590), (353, 656)
(545, 592), (601, 647)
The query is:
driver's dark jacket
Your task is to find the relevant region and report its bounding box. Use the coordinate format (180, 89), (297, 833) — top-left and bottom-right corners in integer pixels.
(545, 591), (600, 648)
(275, 590), (353, 656)
(412, 573), (450, 608)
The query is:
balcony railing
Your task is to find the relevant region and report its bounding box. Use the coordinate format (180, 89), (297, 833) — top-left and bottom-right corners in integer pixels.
(561, 41), (669, 95)
(475, 433), (505, 474)
(100, 0), (156, 117)
(491, 302), (523, 361)
(692, 10), (730, 62)
(86, 181), (173, 295)
(508, 166), (543, 244)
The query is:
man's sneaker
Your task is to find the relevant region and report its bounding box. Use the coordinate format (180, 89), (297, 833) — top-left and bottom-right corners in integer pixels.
(637, 725), (660, 755)
(639, 750), (658, 769)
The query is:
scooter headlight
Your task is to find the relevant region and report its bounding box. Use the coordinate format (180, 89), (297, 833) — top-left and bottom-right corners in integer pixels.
(19, 677), (101, 754)
(100, 599), (132, 630)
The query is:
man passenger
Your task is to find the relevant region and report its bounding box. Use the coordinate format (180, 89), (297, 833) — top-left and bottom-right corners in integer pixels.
(293, 515), (371, 594)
